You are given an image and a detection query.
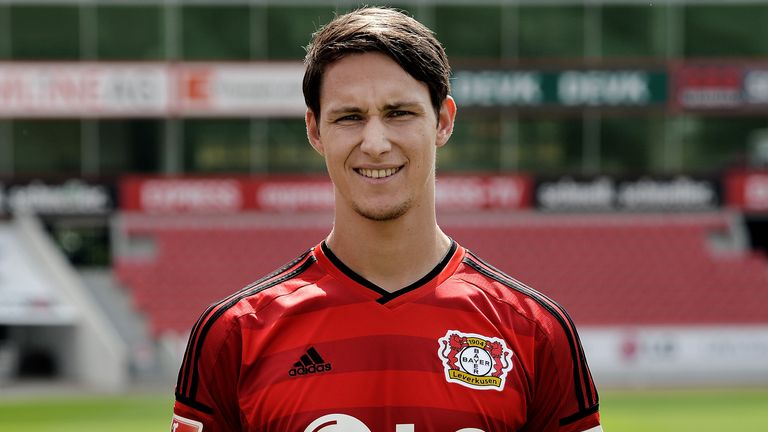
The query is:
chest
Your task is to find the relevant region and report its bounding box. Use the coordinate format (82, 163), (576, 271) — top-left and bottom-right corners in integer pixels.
(236, 302), (535, 431)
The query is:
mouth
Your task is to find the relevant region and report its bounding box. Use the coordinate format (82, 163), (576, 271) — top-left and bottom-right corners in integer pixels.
(355, 166), (403, 179)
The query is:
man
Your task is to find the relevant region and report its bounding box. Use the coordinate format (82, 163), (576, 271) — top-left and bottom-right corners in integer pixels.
(172, 7), (601, 432)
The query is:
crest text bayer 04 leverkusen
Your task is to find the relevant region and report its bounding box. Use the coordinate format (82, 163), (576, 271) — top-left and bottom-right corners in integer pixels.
(437, 330), (514, 391)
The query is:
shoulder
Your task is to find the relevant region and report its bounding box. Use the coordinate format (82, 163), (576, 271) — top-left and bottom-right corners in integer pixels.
(175, 247), (320, 408)
(457, 249), (578, 342)
(197, 247), (320, 335)
(459, 250), (600, 425)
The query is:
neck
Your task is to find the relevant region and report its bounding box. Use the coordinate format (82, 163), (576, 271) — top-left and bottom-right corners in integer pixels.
(326, 199), (452, 293)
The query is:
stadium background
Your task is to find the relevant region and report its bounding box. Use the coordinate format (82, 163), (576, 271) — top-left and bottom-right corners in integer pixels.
(0, 0), (767, 430)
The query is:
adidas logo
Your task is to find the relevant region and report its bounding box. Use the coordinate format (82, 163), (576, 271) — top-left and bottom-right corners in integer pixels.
(288, 347), (332, 376)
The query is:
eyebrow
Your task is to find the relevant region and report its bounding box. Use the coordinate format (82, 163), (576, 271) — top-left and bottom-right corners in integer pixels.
(327, 101), (425, 116)
(383, 101), (424, 111)
(327, 106), (364, 117)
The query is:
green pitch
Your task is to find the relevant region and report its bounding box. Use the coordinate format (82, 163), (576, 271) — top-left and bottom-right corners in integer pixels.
(0, 393), (174, 432)
(0, 388), (766, 431)
(601, 388), (768, 432)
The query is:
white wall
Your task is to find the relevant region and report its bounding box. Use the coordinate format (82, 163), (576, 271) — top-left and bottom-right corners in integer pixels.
(581, 326), (768, 387)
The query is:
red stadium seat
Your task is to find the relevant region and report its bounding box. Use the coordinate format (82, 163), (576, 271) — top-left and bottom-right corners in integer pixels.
(115, 212), (768, 335)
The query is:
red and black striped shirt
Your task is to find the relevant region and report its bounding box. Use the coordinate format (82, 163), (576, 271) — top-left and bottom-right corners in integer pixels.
(173, 240), (601, 432)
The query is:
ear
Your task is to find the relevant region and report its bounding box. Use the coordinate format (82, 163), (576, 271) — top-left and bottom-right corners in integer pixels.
(306, 109), (324, 156)
(435, 95), (457, 148)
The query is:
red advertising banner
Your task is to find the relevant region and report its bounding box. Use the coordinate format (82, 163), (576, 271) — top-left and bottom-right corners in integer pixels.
(725, 171), (768, 212)
(672, 61), (768, 112)
(120, 175), (532, 214)
(673, 63), (743, 110)
(435, 175), (531, 211)
(120, 177), (247, 213)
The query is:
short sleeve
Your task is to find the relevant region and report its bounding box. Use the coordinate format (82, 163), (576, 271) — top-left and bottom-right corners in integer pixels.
(172, 312), (243, 432)
(524, 316), (601, 432)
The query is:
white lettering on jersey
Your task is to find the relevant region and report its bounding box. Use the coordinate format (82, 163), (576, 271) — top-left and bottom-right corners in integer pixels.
(304, 414), (487, 432)
(304, 414), (372, 432)
(582, 426), (603, 432)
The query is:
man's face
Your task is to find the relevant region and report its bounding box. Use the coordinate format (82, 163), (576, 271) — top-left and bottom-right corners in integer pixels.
(306, 52), (455, 221)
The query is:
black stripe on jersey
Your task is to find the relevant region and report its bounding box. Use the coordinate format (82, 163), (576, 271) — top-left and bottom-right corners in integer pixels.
(462, 252), (598, 419)
(378, 240), (458, 304)
(176, 249), (316, 407)
(559, 402), (600, 426)
(176, 248), (314, 402)
(321, 241), (390, 296)
(188, 252), (316, 400)
(322, 239), (458, 304)
(176, 394), (214, 415)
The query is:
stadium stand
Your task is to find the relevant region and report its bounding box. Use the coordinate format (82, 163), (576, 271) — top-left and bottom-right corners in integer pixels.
(114, 214), (330, 335)
(114, 212), (768, 336)
(447, 213), (768, 326)
(0, 215), (128, 390)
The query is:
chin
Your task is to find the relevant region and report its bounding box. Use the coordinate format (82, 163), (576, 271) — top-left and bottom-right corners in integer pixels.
(353, 200), (411, 222)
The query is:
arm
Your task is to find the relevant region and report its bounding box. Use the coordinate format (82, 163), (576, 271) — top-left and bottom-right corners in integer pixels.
(172, 312), (243, 431)
(523, 317), (602, 432)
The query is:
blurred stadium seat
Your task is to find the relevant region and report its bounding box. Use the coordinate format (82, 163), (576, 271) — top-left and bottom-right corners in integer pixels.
(115, 215), (327, 335)
(115, 212), (768, 336)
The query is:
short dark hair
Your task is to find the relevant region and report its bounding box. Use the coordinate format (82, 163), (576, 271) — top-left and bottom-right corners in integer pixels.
(303, 7), (451, 119)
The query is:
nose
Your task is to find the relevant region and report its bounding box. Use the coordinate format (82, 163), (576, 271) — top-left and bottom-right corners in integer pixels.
(360, 117), (391, 158)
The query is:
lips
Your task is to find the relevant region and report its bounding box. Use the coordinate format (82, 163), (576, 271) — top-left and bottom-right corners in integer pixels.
(355, 166), (402, 179)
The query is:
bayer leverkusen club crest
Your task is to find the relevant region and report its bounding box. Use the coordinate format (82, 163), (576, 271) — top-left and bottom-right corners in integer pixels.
(438, 330), (513, 391)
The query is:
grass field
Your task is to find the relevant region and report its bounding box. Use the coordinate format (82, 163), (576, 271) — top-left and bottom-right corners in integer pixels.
(0, 388), (766, 431)
(600, 388), (768, 431)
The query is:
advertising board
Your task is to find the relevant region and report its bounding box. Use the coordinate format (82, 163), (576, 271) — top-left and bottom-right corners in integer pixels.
(535, 175), (721, 212)
(120, 175), (533, 213)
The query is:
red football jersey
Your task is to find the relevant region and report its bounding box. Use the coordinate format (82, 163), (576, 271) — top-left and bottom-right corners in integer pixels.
(172, 240), (601, 432)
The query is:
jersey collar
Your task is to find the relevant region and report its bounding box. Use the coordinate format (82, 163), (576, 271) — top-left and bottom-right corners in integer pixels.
(316, 239), (463, 305)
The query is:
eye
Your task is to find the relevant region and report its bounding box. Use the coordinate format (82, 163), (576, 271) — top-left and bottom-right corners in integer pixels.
(389, 110), (413, 118)
(335, 114), (362, 123)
